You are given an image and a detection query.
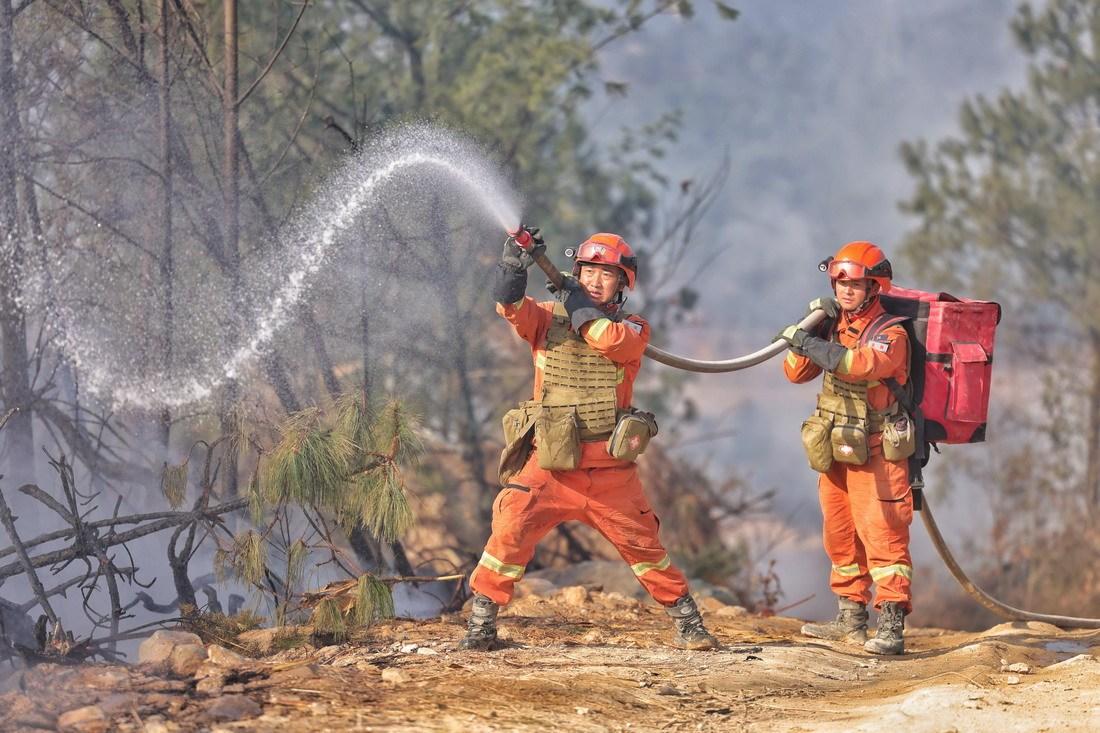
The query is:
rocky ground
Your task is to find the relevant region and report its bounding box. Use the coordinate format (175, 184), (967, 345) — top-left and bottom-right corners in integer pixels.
(2, 582), (1099, 733)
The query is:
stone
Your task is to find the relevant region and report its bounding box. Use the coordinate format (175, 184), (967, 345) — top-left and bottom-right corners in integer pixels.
(381, 668), (408, 683)
(207, 644), (250, 669)
(196, 673), (227, 695)
(138, 630), (204, 666)
(203, 695), (262, 722)
(169, 643), (208, 676)
(715, 606), (748, 618)
(513, 578), (558, 598)
(416, 646), (439, 655)
(1004, 662), (1031, 674)
(561, 585), (590, 606)
(1005, 675), (1021, 685)
(57, 705), (109, 733)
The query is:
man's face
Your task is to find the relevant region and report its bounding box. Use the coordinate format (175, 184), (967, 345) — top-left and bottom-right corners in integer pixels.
(578, 264), (622, 305)
(834, 277), (871, 312)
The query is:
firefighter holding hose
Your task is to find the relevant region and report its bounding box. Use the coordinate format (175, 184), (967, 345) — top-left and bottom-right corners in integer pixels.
(459, 226), (719, 652)
(777, 241), (915, 655)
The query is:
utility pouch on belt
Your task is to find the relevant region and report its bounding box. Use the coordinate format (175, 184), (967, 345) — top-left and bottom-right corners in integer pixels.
(812, 392), (872, 467)
(882, 414), (917, 462)
(800, 414), (834, 473)
(607, 409), (658, 463)
(498, 403), (538, 485)
(830, 424), (869, 465)
(535, 406), (581, 471)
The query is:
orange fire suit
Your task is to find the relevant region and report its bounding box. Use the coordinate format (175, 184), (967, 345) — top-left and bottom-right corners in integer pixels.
(469, 297), (690, 607)
(783, 300), (914, 612)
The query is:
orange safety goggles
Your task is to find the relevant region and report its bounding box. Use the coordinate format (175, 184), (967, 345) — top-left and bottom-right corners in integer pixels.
(819, 257), (892, 281)
(575, 240), (635, 270)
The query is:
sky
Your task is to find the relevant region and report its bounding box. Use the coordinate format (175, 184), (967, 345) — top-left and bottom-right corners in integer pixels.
(586, 0), (1027, 622)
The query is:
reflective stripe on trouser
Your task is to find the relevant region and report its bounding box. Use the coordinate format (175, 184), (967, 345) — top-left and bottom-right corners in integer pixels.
(818, 447), (913, 612)
(469, 453), (689, 606)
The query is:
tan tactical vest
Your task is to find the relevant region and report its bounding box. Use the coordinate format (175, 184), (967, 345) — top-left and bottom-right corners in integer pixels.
(535, 303), (620, 440)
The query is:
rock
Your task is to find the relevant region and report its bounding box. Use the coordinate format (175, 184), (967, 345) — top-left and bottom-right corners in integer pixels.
(142, 717), (172, 733)
(57, 705), (109, 733)
(575, 706), (591, 715)
(207, 644), (250, 669)
(381, 668), (408, 683)
(203, 695), (262, 722)
(195, 672), (227, 695)
(581, 629), (604, 644)
(561, 585), (590, 606)
(400, 643), (419, 653)
(979, 621), (1063, 638)
(1005, 675), (1021, 685)
(416, 646), (439, 655)
(98, 693), (139, 716)
(139, 630), (205, 666)
(82, 667), (130, 689)
(1046, 654), (1097, 671)
(236, 626), (309, 655)
(1004, 662), (1031, 674)
(169, 643), (208, 676)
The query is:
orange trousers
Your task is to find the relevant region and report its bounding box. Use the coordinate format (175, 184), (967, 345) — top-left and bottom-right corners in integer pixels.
(469, 454), (689, 607)
(818, 448), (914, 612)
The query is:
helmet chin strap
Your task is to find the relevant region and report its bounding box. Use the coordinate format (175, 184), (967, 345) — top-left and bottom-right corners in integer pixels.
(852, 283), (880, 315)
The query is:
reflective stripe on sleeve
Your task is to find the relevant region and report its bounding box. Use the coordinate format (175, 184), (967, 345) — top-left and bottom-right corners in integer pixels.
(869, 563), (913, 581)
(631, 554), (671, 577)
(838, 350), (855, 374)
(587, 318), (612, 341)
(479, 551), (525, 580)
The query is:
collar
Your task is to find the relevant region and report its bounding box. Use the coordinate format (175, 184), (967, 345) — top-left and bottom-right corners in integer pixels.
(839, 298), (885, 337)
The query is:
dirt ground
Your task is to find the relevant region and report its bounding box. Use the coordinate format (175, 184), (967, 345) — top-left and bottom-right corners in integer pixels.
(4, 587), (1100, 732)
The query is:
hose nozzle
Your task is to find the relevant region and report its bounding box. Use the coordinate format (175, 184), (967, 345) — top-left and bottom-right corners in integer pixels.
(509, 226), (533, 249)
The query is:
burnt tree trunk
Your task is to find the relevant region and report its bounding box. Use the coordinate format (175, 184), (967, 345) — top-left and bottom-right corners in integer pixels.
(0, 0), (33, 483)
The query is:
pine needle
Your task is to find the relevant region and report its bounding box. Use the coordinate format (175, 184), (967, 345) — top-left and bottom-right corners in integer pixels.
(310, 598), (346, 642)
(359, 466), (415, 542)
(233, 530), (268, 586)
(160, 460), (189, 510)
(352, 574), (394, 626)
(286, 539), (309, 591)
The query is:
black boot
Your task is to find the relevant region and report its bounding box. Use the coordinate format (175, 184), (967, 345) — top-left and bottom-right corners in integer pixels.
(800, 596), (868, 645)
(864, 601), (905, 655)
(458, 594), (499, 651)
(666, 595), (719, 650)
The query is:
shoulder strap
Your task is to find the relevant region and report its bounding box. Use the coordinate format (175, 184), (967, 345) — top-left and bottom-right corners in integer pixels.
(859, 313), (909, 346)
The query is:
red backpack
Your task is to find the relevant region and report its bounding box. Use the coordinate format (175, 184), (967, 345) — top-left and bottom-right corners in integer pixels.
(879, 286), (1002, 447)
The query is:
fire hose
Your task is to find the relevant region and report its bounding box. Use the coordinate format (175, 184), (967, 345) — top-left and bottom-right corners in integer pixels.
(523, 236), (1100, 629)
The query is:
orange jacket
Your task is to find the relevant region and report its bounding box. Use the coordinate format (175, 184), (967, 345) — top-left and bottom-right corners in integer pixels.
(497, 297), (648, 409)
(783, 299), (909, 413)
(498, 297), (649, 468)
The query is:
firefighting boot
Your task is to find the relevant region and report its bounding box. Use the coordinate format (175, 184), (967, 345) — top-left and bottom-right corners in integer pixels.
(863, 601), (905, 655)
(666, 595), (719, 650)
(800, 596), (869, 645)
(458, 594), (499, 651)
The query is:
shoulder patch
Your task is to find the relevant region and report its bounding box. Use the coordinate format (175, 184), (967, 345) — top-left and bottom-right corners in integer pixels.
(625, 320), (643, 334)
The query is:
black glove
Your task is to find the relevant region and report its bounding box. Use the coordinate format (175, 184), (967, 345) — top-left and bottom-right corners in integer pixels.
(559, 277), (604, 331)
(491, 262), (527, 304)
(805, 296), (840, 319)
(501, 225), (546, 270)
(777, 325), (849, 372)
(804, 296), (839, 336)
(775, 325), (811, 354)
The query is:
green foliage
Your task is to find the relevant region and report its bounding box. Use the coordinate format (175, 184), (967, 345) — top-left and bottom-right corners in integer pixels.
(309, 598), (347, 643)
(231, 530), (268, 587)
(352, 574), (395, 627)
(257, 394), (420, 540)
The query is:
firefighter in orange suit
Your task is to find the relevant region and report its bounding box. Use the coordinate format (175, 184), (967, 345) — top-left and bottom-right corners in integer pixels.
(460, 227), (718, 652)
(777, 241), (914, 655)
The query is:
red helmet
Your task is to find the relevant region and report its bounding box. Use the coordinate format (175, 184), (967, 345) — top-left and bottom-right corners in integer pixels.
(820, 241), (892, 291)
(571, 233), (637, 290)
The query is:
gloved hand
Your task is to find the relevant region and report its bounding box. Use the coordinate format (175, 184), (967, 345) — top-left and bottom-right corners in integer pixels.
(558, 277), (605, 331)
(776, 324), (810, 353)
(491, 263), (527, 304)
(501, 225), (546, 270)
(805, 296), (840, 319)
